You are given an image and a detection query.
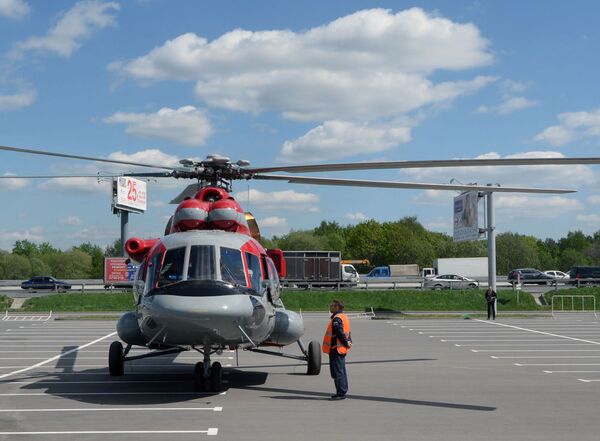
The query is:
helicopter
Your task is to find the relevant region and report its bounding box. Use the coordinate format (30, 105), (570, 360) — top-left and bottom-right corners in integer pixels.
(1, 144), (599, 392)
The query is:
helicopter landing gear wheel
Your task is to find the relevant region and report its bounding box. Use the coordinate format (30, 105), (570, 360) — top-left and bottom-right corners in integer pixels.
(210, 362), (222, 392)
(194, 361), (223, 392)
(108, 341), (124, 376)
(307, 340), (321, 375)
(194, 362), (204, 391)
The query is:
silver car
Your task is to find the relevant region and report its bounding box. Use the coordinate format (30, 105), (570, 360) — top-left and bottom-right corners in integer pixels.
(424, 274), (479, 290)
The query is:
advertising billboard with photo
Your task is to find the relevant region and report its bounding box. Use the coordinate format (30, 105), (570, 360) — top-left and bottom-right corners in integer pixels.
(115, 177), (147, 213)
(453, 191), (480, 242)
(104, 257), (138, 287)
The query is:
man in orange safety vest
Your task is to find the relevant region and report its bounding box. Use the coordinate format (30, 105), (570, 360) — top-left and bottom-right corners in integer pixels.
(323, 299), (352, 400)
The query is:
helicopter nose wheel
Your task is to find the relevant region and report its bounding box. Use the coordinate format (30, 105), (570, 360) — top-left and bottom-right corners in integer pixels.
(194, 350), (224, 392)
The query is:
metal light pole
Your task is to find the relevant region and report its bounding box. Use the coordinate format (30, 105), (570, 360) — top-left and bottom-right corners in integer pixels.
(486, 189), (497, 291)
(120, 210), (129, 257)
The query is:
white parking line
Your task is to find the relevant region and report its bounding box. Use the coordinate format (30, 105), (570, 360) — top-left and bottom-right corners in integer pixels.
(0, 380), (195, 384)
(0, 332), (117, 380)
(0, 406), (223, 412)
(578, 379), (600, 383)
(0, 391), (227, 396)
(492, 355), (600, 359)
(474, 349), (600, 352)
(0, 429), (219, 436)
(441, 339), (579, 342)
(514, 363), (600, 366)
(544, 370), (600, 373)
(455, 343), (595, 347)
(474, 319), (600, 345)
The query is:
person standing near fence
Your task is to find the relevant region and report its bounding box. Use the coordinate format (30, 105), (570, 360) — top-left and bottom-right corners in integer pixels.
(485, 287), (497, 320)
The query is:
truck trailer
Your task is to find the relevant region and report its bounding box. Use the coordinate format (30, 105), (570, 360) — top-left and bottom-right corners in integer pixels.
(282, 251), (358, 287)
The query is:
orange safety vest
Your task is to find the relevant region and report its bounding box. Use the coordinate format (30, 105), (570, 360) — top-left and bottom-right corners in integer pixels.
(322, 313), (352, 355)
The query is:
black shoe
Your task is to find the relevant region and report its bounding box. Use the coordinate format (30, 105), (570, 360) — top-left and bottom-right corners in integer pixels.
(330, 395), (346, 401)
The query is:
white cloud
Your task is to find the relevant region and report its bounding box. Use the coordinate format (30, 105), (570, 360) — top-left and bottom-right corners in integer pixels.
(60, 215), (83, 226)
(405, 151), (597, 190)
(235, 189), (319, 212)
(107, 148), (181, 168)
(0, 226), (44, 248)
(477, 96), (537, 115)
(495, 195), (583, 219)
(38, 177), (111, 194)
(0, 172), (28, 190)
(104, 106), (212, 146)
(67, 225), (119, 240)
(259, 216), (290, 236)
(425, 219), (452, 230)
(11, 0), (119, 58)
(477, 79), (537, 115)
(587, 195), (600, 205)
(0, 0), (29, 19)
(344, 212), (368, 222)
(113, 8), (493, 121)
(576, 214), (600, 224)
(534, 109), (600, 147)
(279, 120), (412, 163)
(0, 89), (37, 111)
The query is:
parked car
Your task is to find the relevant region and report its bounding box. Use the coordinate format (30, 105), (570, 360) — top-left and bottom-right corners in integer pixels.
(544, 270), (570, 280)
(568, 266), (600, 285)
(21, 276), (72, 291)
(508, 268), (554, 285)
(423, 274), (479, 290)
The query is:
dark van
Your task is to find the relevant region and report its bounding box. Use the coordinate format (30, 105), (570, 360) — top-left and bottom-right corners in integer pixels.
(568, 266), (600, 285)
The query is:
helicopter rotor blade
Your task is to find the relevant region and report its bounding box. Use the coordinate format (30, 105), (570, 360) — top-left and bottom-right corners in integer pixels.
(253, 174), (576, 194)
(0, 172), (176, 179)
(246, 157), (600, 174)
(0, 145), (177, 171)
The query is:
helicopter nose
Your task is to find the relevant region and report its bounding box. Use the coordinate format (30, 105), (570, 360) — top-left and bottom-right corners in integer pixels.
(142, 290), (258, 345)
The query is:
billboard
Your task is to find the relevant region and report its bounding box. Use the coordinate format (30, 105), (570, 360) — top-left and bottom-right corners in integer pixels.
(115, 177), (147, 213)
(104, 257), (138, 286)
(453, 191), (480, 242)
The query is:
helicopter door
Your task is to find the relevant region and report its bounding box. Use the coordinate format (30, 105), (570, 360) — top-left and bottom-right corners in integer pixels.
(244, 252), (262, 295)
(265, 258), (281, 303)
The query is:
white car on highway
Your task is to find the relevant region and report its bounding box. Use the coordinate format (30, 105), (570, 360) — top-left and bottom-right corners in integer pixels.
(423, 274), (479, 290)
(544, 270), (570, 280)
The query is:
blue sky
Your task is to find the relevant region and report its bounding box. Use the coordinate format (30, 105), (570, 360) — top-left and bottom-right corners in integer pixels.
(1, 0), (600, 250)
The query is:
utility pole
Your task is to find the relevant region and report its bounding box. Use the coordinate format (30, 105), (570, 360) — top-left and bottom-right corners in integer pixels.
(120, 210), (129, 257)
(485, 188), (497, 291)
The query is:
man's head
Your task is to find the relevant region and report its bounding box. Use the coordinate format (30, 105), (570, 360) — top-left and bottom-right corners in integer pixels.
(330, 299), (344, 314)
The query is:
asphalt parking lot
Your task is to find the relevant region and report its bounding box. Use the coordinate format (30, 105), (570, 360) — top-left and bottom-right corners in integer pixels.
(1, 313), (600, 440)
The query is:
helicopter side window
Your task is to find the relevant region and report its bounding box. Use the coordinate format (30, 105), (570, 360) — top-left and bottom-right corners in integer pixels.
(157, 247), (186, 287)
(244, 252), (262, 293)
(188, 245), (216, 281)
(219, 247), (247, 286)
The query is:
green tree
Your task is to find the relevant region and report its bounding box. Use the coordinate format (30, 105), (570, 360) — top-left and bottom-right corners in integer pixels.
(74, 243), (105, 278)
(46, 250), (92, 279)
(496, 232), (542, 274)
(12, 240), (38, 257)
(30, 257), (52, 276)
(0, 252), (32, 279)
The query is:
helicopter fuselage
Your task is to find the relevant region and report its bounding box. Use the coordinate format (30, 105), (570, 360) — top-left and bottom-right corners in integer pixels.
(117, 229), (304, 350)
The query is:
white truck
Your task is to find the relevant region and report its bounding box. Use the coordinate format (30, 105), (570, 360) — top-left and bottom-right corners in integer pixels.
(433, 257), (488, 278)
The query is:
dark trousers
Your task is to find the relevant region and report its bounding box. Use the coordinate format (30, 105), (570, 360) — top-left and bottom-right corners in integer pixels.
(487, 301), (496, 320)
(329, 351), (348, 396)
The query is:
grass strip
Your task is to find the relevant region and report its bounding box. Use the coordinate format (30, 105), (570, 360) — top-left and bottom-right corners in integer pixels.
(0, 295), (12, 310)
(20, 292), (134, 312)
(281, 289), (541, 312)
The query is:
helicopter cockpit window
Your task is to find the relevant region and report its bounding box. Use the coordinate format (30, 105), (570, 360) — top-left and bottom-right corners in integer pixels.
(157, 247), (185, 287)
(219, 247), (247, 287)
(145, 251), (164, 293)
(244, 252), (262, 293)
(188, 245), (216, 281)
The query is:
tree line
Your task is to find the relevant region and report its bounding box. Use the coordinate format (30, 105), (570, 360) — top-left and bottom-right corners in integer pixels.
(262, 217), (600, 275)
(0, 239), (122, 280)
(1, 217), (598, 279)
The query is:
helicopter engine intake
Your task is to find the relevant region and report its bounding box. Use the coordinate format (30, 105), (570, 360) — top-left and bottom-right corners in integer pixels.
(263, 309), (304, 346)
(117, 311), (147, 346)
